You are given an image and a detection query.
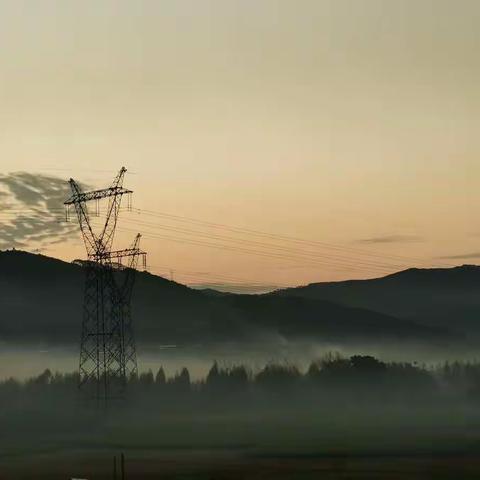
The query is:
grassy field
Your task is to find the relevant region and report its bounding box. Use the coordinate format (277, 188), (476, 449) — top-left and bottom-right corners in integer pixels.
(4, 380), (480, 479)
(4, 449), (480, 479)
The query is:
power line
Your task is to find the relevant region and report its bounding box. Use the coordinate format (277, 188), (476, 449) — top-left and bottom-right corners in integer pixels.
(147, 263), (290, 287)
(103, 223), (400, 276)
(89, 213), (430, 276)
(0, 205), (438, 268)
(118, 216), (410, 272)
(131, 207), (452, 268)
(0, 203), (446, 266)
(1, 204), (453, 278)
(87, 215), (432, 278)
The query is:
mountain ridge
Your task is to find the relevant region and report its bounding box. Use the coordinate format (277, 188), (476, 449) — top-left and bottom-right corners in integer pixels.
(0, 249), (460, 347)
(275, 264), (480, 336)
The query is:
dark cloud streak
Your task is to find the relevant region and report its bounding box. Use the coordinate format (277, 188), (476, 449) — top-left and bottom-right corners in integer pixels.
(0, 172), (81, 250)
(437, 252), (480, 260)
(355, 234), (423, 245)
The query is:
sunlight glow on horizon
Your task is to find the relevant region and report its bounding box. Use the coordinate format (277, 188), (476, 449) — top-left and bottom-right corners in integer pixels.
(0, 0), (479, 287)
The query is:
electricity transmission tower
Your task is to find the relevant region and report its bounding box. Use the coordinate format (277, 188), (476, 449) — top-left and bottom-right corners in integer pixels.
(64, 167), (146, 404)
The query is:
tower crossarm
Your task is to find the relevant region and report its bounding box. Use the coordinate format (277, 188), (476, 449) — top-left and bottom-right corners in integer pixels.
(97, 246), (146, 264)
(64, 167), (132, 258)
(64, 186), (132, 205)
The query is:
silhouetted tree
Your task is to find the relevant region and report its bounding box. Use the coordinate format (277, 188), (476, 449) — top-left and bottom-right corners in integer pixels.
(155, 367), (166, 387)
(139, 370), (154, 387)
(34, 368), (52, 386)
(350, 355), (386, 374)
(255, 362), (300, 392)
(206, 361), (220, 387)
(169, 367), (191, 394)
(226, 365), (249, 391)
(206, 362), (249, 395)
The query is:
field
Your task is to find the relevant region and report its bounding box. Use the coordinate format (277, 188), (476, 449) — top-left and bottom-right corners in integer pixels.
(4, 449), (480, 479)
(4, 360), (480, 479)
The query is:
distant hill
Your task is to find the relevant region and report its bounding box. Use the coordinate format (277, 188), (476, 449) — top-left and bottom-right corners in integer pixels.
(0, 250), (456, 347)
(275, 266), (480, 337)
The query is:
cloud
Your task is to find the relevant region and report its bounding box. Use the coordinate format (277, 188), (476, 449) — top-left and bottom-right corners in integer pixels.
(0, 172), (82, 249)
(355, 234), (423, 245)
(437, 252), (480, 260)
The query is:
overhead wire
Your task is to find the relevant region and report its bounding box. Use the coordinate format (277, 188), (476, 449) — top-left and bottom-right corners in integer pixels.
(101, 222), (404, 276)
(117, 215), (410, 272)
(131, 207), (452, 268)
(1, 202), (454, 284)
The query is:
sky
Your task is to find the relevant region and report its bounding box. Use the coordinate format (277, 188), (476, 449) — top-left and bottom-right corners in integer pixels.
(0, 0), (479, 291)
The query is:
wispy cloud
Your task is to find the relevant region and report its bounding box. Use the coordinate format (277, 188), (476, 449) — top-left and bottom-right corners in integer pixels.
(0, 172), (82, 249)
(437, 252), (480, 260)
(355, 234), (423, 245)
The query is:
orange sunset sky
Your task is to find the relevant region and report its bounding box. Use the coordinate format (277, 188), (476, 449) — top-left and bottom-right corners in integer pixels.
(0, 0), (479, 291)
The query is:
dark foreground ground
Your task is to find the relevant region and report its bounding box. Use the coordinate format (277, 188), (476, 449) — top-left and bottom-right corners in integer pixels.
(5, 358), (480, 479)
(4, 449), (480, 480)
(4, 407), (480, 479)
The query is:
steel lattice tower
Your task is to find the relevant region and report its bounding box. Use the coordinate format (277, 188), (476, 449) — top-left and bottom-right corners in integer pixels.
(64, 167), (146, 403)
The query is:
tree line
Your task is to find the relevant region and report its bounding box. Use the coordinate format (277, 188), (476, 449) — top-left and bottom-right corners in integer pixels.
(3, 354), (480, 409)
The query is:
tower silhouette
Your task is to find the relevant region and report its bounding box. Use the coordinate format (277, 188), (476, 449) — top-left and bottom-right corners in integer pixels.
(64, 167), (146, 403)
